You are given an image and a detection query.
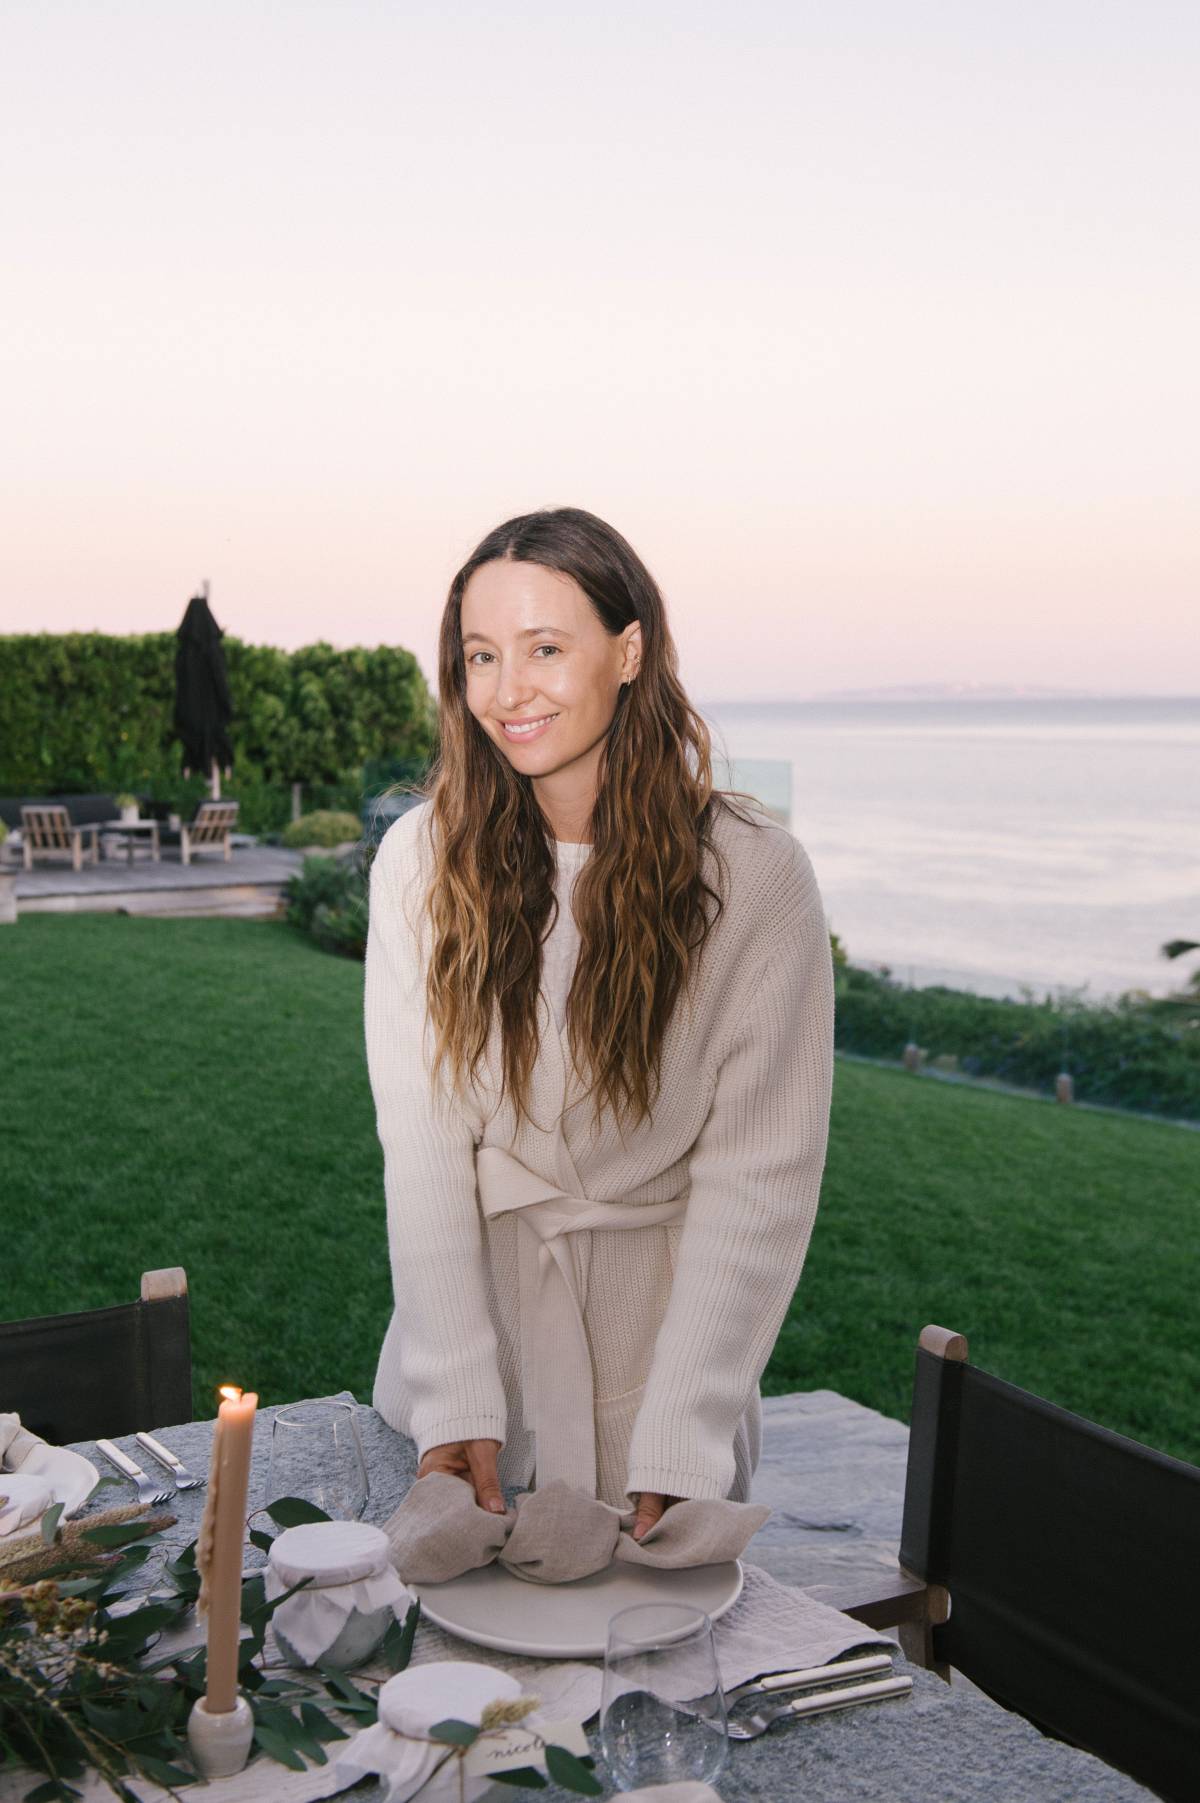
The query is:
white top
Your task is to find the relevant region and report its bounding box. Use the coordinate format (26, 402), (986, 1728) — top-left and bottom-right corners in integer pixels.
(543, 840), (592, 1032)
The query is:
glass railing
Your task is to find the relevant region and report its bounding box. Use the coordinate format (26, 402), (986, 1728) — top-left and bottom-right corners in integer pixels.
(712, 755), (792, 830)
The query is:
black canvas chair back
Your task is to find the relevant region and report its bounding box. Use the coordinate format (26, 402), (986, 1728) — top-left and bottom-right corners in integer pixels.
(0, 1269), (192, 1444)
(900, 1327), (1200, 1803)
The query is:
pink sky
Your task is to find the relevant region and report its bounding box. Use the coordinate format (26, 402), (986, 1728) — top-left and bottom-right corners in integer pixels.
(1, 2), (1196, 701)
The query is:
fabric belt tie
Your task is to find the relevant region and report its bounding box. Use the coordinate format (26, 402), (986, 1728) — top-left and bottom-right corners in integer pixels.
(475, 1145), (687, 1497)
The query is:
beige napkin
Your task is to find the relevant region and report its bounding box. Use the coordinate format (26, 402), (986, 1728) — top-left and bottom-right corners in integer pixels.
(384, 1473), (770, 1586)
(0, 1412), (45, 1472)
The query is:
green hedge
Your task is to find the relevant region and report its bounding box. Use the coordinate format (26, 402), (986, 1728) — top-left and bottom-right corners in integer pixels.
(835, 963), (1200, 1121)
(0, 633), (438, 834)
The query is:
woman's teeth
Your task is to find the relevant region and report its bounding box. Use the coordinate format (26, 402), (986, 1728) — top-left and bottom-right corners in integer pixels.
(502, 714), (558, 738)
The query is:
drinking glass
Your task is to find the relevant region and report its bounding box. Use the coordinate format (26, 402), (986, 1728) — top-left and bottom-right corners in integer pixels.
(264, 1400), (369, 1520)
(599, 1602), (728, 1791)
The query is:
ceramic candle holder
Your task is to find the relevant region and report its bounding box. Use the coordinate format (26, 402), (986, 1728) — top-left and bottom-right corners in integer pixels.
(187, 1694), (254, 1778)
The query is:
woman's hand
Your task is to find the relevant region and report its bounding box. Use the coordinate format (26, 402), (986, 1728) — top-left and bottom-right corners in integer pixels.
(631, 1491), (680, 1540)
(417, 1438), (506, 1513)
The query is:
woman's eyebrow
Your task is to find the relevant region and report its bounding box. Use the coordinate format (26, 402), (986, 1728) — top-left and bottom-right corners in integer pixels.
(462, 625), (576, 646)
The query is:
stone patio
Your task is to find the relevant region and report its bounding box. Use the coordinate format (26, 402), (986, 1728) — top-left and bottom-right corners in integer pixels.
(10, 842), (304, 919)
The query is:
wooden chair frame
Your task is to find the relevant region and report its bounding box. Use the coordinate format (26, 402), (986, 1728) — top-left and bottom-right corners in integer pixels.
(20, 804), (100, 872)
(180, 799), (238, 866)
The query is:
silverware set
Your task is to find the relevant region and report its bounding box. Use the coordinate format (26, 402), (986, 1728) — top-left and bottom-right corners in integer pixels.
(95, 1433), (206, 1505)
(684, 1652), (913, 1740)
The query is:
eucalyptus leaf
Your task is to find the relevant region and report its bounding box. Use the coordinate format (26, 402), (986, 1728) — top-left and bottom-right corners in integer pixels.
(379, 1597), (421, 1671)
(39, 1501), (65, 1544)
(429, 1718), (480, 1747)
(491, 1768), (549, 1788)
(300, 1701), (350, 1744)
(545, 1744), (603, 1794)
(248, 1528), (275, 1554)
(82, 1474), (126, 1503)
(265, 1495), (332, 1527)
(318, 1666), (376, 1711)
(127, 1753), (197, 1788)
(81, 1520), (159, 1548)
(253, 1724), (308, 1771)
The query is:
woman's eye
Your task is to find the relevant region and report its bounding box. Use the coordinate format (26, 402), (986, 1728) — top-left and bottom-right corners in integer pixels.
(467, 646), (559, 665)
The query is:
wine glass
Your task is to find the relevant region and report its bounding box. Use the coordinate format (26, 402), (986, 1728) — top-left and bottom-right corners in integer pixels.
(599, 1602), (728, 1791)
(264, 1400), (369, 1520)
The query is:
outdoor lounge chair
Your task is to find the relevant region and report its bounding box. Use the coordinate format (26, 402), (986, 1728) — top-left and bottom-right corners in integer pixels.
(0, 1268), (192, 1443)
(20, 803), (100, 872)
(833, 1324), (1200, 1803)
(159, 798), (239, 865)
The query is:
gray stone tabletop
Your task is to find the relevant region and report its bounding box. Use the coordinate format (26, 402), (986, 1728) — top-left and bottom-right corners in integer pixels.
(56, 1392), (1155, 1803)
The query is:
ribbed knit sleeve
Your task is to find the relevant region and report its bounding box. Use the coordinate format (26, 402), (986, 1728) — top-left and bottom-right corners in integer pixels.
(625, 842), (835, 1502)
(365, 815), (508, 1457)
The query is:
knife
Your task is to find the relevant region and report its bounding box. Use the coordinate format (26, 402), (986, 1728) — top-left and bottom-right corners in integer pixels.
(723, 1651), (895, 1707)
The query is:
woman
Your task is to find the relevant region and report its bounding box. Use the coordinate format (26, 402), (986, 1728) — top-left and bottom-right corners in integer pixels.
(365, 507), (834, 1544)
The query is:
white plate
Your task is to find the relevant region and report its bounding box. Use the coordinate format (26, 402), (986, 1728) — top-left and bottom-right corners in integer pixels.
(415, 1558), (743, 1659)
(14, 1444), (100, 1519)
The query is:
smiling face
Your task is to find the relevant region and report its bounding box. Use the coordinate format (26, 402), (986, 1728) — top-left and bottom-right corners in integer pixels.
(461, 558), (641, 842)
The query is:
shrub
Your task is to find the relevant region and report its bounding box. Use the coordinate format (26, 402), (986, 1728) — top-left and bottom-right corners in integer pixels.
(835, 963), (1200, 1121)
(281, 810), (362, 850)
(285, 855), (369, 958)
(0, 632), (437, 797)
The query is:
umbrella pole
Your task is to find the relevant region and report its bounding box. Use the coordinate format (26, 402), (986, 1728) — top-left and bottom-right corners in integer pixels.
(211, 759), (221, 801)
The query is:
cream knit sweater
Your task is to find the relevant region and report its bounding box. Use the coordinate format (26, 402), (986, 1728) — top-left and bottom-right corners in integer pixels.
(365, 798), (835, 1508)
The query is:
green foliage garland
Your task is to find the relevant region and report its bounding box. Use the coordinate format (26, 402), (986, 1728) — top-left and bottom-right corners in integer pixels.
(0, 1494), (599, 1802)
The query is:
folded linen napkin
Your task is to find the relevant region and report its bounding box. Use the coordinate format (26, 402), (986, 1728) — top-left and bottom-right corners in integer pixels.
(0, 1472), (55, 1537)
(385, 1473), (771, 1586)
(0, 1412), (44, 1473)
(0, 1415), (56, 1538)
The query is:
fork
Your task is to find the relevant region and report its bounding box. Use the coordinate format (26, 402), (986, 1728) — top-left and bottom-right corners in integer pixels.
(95, 1439), (173, 1507)
(723, 1672), (913, 1739)
(135, 1431), (206, 1490)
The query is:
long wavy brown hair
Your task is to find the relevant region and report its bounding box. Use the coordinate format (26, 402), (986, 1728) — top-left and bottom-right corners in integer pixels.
(410, 507), (763, 1136)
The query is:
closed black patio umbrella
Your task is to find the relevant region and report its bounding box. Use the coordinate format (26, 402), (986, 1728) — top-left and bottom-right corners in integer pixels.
(174, 590), (233, 798)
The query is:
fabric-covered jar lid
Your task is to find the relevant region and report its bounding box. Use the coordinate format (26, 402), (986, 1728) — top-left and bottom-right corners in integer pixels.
(378, 1661), (522, 1736)
(269, 1520), (390, 1589)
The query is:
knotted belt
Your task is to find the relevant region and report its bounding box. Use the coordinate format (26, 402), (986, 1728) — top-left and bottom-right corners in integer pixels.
(475, 1145), (687, 1497)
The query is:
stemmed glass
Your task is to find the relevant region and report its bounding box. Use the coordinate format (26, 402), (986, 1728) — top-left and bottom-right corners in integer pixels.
(264, 1400), (369, 1520)
(599, 1602), (728, 1791)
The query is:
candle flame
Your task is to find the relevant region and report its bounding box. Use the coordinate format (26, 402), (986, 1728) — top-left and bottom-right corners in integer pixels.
(218, 1384), (242, 1402)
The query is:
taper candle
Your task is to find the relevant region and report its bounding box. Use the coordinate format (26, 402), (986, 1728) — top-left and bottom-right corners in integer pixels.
(195, 1384), (258, 1713)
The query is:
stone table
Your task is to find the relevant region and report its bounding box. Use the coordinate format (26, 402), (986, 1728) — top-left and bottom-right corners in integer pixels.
(50, 1393), (1155, 1803)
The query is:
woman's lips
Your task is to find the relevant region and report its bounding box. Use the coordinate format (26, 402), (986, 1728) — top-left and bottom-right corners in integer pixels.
(500, 713), (559, 743)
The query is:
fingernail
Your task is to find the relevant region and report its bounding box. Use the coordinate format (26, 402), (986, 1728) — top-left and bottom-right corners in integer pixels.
(488, 1498), (505, 1513)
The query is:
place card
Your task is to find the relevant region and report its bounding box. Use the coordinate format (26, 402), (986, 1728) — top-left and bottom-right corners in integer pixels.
(463, 1717), (590, 1779)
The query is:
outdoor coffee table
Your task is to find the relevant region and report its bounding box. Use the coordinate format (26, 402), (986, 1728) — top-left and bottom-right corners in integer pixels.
(101, 818), (161, 864)
(57, 1396), (1157, 1802)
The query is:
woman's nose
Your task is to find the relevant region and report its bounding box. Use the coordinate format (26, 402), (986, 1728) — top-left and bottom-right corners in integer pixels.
(497, 666), (536, 709)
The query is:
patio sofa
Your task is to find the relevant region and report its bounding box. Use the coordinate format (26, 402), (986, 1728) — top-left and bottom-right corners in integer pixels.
(0, 793), (124, 831)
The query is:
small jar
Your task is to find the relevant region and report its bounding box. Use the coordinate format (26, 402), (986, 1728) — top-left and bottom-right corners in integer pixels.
(266, 1520), (412, 1671)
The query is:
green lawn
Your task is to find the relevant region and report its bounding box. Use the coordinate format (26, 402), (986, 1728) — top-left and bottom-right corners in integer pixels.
(3, 915), (1198, 1465)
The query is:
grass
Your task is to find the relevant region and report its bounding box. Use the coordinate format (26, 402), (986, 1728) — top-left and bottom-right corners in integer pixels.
(3, 915), (1198, 1466)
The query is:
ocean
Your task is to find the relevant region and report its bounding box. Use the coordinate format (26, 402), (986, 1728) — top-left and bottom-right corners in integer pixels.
(698, 696), (1200, 1006)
